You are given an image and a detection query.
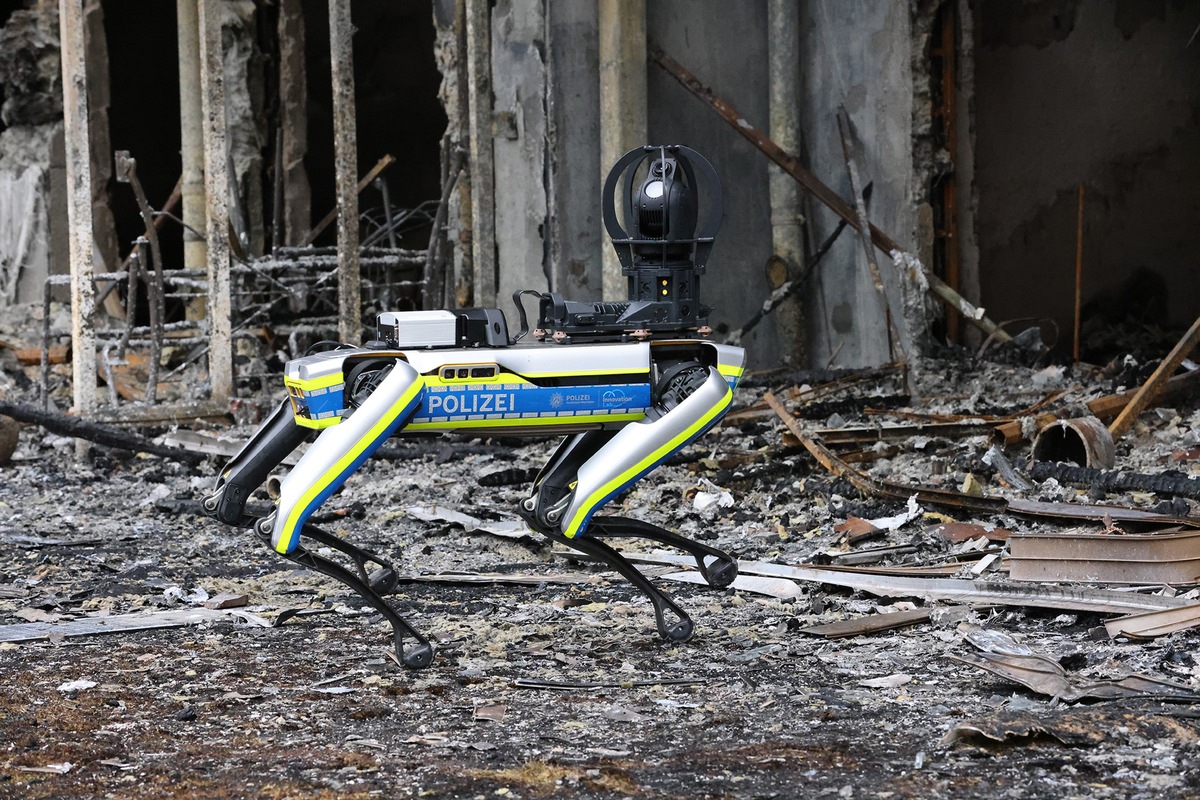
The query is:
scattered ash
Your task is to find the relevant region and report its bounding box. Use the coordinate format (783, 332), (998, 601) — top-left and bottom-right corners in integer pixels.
(2, 333), (1200, 798)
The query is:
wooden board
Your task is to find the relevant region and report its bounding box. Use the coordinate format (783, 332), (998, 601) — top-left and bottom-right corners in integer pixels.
(0, 608), (231, 643)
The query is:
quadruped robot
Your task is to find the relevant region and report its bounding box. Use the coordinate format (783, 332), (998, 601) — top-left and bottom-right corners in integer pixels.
(204, 145), (747, 668)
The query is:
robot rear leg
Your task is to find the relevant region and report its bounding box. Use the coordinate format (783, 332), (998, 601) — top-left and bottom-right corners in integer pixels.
(518, 365), (738, 642)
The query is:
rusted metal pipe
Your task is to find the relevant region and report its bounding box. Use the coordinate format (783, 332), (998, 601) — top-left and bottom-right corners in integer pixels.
(1032, 416), (1115, 470)
(650, 44), (1012, 344)
(1073, 183), (1084, 365)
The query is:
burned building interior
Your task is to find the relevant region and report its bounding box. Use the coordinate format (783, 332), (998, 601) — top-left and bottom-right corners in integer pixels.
(1, 0), (1200, 797)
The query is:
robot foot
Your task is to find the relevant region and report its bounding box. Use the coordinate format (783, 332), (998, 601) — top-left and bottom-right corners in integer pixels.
(589, 516), (739, 589)
(297, 522), (403, 594)
(257, 521), (434, 668)
(525, 516), (696, 642)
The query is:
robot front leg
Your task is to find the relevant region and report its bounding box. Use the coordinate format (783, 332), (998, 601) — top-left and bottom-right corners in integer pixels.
(204, 397), (311, 528)
(519, 365), (738, 642)
(214, 358), (435, 668)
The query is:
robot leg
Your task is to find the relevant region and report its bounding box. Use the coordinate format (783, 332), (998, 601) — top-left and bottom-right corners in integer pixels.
(520, 365), (738, 642)
(256, 358), (433, 668)
(204, 398), (311, 527)
(263, 358), (424, 554)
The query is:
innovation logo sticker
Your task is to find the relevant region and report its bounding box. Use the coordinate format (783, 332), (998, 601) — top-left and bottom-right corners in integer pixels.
(602, 389), (632, 406)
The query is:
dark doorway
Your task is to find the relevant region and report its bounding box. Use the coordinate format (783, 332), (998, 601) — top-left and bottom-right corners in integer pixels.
(973, 0), (1200, 362)
(303, 0), (447, 252)
(103, 0), (183, 272)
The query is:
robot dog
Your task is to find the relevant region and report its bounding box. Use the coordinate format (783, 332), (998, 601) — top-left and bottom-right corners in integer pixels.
(204, 146), (746, 668)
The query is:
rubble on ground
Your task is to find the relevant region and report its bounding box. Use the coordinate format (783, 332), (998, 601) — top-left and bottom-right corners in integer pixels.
(2, 304), (1199, 798)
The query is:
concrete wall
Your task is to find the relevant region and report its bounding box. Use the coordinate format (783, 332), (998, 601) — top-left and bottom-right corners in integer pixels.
(546, 0), (601, 299)
(798, 0), (918, 368)
(646, 0), (778, 367)
(490, 0), (551, 307)
(973, 0), (1200, 351)
(0, 6), (61, 305)
(480, 0), (926, 370)
(487, 0), (782, 369)
(490, 0), (605, 304)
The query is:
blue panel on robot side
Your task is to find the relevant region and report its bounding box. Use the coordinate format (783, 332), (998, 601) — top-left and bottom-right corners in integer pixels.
(411, 382), (652, 423)
(302, 386), (346, 421)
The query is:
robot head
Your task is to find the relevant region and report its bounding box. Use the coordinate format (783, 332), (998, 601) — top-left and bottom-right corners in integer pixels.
(630, 154), (697, 259)
(512, 145), (724, 342)
(602, 145), (723, 330)
(604, 145), (722, 278)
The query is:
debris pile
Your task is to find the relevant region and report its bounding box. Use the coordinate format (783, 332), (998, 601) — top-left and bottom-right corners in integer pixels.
(1, 320), (1199, 795)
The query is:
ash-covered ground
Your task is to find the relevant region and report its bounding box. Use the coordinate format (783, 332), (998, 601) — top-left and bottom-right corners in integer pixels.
(2, 341), (1200, 799)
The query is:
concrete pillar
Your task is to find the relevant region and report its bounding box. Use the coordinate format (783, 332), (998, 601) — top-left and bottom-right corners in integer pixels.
(768, 0), (806, 367)
(431, 0), (469, 309)
(59, 0), (97, 419)
(465, 0), (496, 307)
(545, 2), (601, 299)
(328, 0), (361, 342)
(177, 0), (207, 316)
(198, 0), (233, 402)
(598, 0), (647, 302)
(82, 1), (118, 284)
(490, 0), (549, 307)
(278, 0), (311, 246)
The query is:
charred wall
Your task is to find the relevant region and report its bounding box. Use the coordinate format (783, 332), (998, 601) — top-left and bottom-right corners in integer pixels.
(973, 0), (1200, 359)
(798, 0), (920, 368)
(647, 0), (777, 363)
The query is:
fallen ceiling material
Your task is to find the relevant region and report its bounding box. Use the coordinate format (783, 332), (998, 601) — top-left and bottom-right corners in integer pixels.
(763, 392), (1199, 530)
(1007, 529), (1200, 585)
(950, 650), (1200, 704)
(0, 608), (235, 644)
(610, 550), (1190, 616)
(1104, 604), (1200, 639)
(798, 607), (934, 639)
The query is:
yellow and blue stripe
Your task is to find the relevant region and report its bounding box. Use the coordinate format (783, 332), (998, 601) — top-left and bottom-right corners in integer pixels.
(275, 378), (425, 553)
(562, 381), (733, 539)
